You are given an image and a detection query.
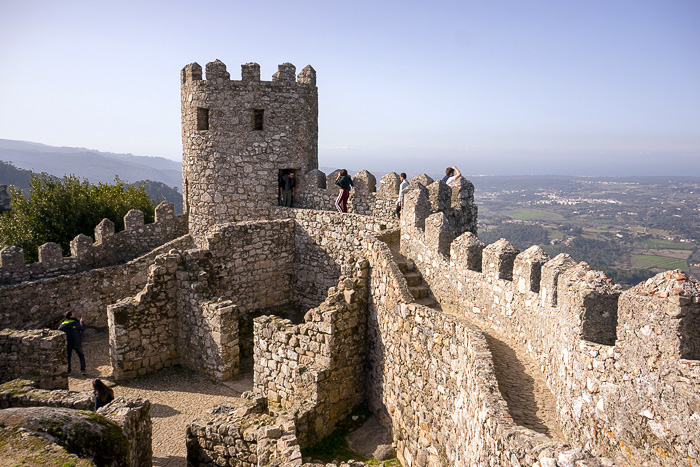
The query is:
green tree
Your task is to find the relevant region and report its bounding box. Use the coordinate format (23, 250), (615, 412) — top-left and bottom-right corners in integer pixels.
(0, 173), (155, 262)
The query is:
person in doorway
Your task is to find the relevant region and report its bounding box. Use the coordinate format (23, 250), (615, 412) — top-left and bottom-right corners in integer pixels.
(58, 311), (86, 375)
(395, 172), (409, 218)
(335, 169), (353, 213)
(93, 379), (115, 411)
(442, 166), (462, 184)
(280, 171), (296, 207)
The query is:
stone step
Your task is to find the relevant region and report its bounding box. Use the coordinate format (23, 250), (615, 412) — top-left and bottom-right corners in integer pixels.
(415, 297), (439, 308)
(409, 285), (429, 299)
(403, 272), (423, 286)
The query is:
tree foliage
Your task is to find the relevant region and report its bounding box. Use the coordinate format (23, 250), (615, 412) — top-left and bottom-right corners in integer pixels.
(0, 173), (155, 262)
(480, 223), (550, 251)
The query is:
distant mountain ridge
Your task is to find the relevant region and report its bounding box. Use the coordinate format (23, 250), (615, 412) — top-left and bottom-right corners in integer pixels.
(0, 139), (182, 190)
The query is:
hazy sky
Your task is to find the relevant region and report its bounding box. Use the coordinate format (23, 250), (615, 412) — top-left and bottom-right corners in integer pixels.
(1, 0), (698, 175)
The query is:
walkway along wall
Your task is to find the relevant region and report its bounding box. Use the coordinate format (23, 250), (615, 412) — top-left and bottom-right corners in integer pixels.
(398, 183), (700, 466)
(361, 229), (602, 466)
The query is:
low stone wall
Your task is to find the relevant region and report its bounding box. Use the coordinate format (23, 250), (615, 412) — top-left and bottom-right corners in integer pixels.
(397, 187), (700, 466)
(0, 329), (66, 389)
(187, 395), (303, 467)
(0, 233), (194, 330)
(0, 379), (152, 467)
(253, 260), (369, 447)
(98, 396), (153, 467)
(0, 201), (187, 286)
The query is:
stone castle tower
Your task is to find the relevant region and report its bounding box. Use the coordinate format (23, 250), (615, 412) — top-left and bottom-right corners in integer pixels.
(180, 60), (318, 239)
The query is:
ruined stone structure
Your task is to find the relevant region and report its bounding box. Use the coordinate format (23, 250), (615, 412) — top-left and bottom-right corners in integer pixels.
(0, 60), (698, 466)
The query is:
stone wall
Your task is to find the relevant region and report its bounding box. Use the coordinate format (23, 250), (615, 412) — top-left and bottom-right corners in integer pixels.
(360, 230), (601, 466)
(201, 219), (295, 314)
(253, 260), (369, 447)
(271, 207), (394, 309)
(0, 233), (194, 330)
(397, 187), (700, 466)
(98, 396), (153, 467)
(181, 60), (318, 238)
(0, 201), (187, 286)
(0, 329), (66, 389)
(0, 379), (152, 467)
(187, 395), (304, 467)
(109, 220), (295, 381)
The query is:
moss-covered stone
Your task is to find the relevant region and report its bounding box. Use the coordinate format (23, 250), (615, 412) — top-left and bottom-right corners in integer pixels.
(0, 406), (129, 466)
(0, 427), (93, 467)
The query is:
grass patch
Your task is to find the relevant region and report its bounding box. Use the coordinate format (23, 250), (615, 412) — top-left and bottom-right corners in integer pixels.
(631, 255), (687, 270)
(301, 403), (400, 466)
(635, 237), (695, 250)
(502, 208), (564, 221)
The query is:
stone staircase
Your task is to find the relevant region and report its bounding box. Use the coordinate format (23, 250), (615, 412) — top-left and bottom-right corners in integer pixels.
(390, 247), (440, 309)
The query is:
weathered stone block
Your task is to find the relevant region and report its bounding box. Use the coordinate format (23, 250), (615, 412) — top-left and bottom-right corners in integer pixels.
(482, 239), (519, 281)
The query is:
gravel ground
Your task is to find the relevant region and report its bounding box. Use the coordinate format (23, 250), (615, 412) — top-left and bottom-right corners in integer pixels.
(69, 328), (253, 467)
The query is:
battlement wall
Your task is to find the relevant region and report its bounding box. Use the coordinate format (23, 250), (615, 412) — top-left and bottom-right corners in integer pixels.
(0, 329), (66, 389)
(359, 228), (608, 466)
(0, 233), (194, 330)
(0, 201), (187, 286)
(398, 188), (700, 465)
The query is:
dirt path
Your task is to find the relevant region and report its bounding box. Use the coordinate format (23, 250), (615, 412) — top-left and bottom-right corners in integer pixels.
(68, 328), (253, 467)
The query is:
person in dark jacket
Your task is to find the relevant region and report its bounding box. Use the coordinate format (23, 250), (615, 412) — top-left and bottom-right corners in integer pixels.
(58, 311), (86, 375)
(335, 169), (353, 213)
(93, 379), (115, 411)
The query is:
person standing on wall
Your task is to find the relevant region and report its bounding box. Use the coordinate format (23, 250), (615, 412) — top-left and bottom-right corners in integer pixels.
(335, 169), (353, 213)
(395, 172), (409, 218)
(280, 171), (296, 207)
(442, 166), (461, 184)
(58, 311), (86, 375)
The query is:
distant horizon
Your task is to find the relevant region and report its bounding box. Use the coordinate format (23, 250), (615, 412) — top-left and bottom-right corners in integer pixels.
(2, 138), (699, 180)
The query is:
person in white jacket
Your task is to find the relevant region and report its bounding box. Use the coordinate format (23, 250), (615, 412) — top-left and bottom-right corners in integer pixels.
(395, 173), (409, 218)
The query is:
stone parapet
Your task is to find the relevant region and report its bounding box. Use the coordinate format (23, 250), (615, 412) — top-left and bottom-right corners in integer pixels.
(0, 201), (187, 286)
(0, 234), (194, 330)
(398, 205), (698, 465)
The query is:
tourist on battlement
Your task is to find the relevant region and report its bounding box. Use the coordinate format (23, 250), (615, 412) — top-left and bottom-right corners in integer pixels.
(280, 171), (296, 207)
(335, 169), (353, 213)
(396, 172), (409, 218)
(58, 311), (86, 375)
(93, 379), (115, 411)
(442, 166), (461, 184)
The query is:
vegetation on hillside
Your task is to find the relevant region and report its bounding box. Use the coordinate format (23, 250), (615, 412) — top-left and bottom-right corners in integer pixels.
(0, 173), (154, 262)
(0, 160), (32, 191)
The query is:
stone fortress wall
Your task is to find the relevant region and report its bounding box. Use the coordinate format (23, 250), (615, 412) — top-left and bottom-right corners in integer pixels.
(0, 201), (192, 330)
(1, 60), (699, 467)
(0, 200), (187, 286)
(391, 179), (700, 466)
